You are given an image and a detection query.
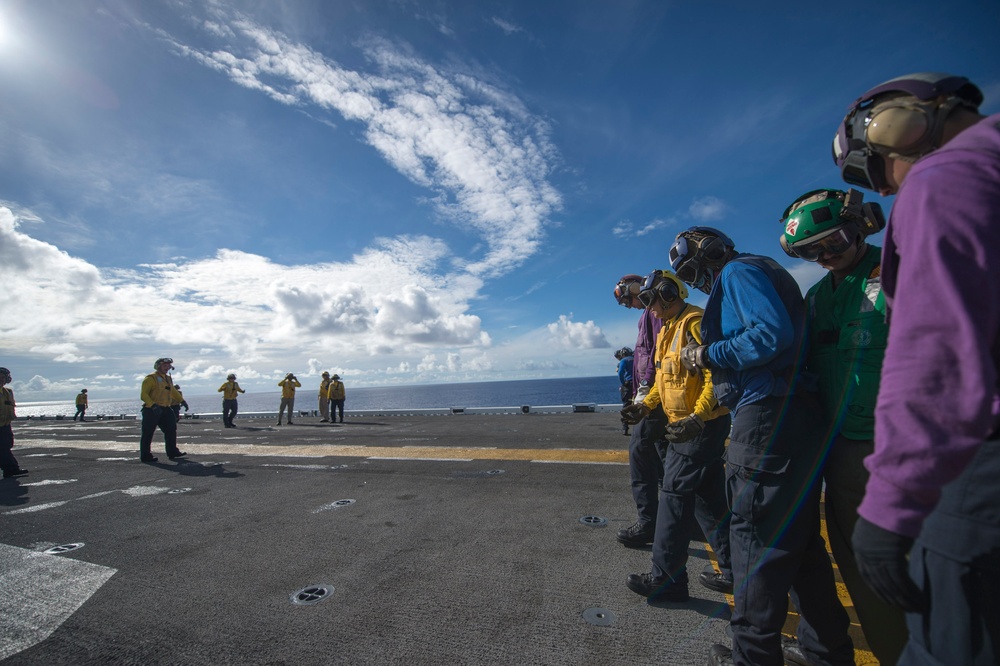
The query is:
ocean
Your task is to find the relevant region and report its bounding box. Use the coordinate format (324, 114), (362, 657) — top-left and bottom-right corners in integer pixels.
(14, 375), (623, 418)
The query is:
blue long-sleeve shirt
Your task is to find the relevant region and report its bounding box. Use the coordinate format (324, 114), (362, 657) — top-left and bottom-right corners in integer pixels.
(701, 255), (806, 410)
(617, 356), (634, 388)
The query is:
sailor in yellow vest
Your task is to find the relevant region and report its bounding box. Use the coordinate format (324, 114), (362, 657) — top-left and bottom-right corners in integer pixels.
(74, 388), (89, 421)
(1, 366), (29, 478)
(171, 384), (190, 422)
(621, 270), (733, 602)
(139, 357), (187, 463)
(277, 372), (301, 425)
(218, 373), (245, 428)
(318, 372), (332, 422)
(327, 374), (346, 423)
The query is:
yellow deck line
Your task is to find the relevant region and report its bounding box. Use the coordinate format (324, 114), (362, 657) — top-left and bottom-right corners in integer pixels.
(19, 438), (628, 464)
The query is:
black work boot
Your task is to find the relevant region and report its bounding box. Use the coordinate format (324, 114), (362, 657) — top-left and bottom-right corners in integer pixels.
(616, 521), (654, 547)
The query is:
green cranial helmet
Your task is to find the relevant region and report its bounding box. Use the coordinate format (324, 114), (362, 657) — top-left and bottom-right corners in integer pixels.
(779, 189), (885, 262)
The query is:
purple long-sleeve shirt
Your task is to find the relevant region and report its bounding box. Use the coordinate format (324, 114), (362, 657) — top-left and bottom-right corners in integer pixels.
(632, 308), (663, 399)
(860, 114), (1000, 537)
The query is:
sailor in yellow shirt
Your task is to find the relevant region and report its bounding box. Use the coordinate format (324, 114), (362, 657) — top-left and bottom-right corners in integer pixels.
(327, 374), (346, 423)
(1, 366), (29, 478)
(318, 371), (332, 422)
(218, 373), (245, 428)
(139, 357), (187, 463)
(277, 373), (301, 425)
(74, 388), (89, 421)
(620, 270), (733, 602)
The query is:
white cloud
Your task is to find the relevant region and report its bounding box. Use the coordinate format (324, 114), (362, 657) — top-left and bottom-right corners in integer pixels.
(491, 18), (523, 35)
(689, 196), (729, 221)
(786, 261), (825, 295)
(29, 343), (104, 363)
(1, 205), (500, 395)
(546, 315), (610, 349)
(162, 9), (561, 278)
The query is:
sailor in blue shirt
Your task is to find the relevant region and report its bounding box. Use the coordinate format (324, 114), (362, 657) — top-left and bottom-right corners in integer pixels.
(670, 227), (853, 666)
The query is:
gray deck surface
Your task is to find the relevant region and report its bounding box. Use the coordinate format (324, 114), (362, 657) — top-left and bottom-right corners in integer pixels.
(0, 413), (732, 665)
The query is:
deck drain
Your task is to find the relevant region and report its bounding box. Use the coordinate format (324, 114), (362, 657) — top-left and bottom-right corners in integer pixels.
(44, 543), (84, 555)
(579, 515), (608, 526)
(582, 607), (615, 626)
(167, 488), (192, 494)
(332, 499), (355, 507)
(291, 584), (334, 606)
(484, 469), (505, 476)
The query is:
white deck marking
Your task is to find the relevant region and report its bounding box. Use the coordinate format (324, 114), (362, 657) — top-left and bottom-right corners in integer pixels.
(0, 543), (116, 660)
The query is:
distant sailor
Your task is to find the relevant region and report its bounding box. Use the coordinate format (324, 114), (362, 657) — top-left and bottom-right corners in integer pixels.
(139, 357), (188, 463)
(0, 367), (29, 479)
(318, 371), (332, 422)
(277, 373), (301, 425)
(171, 384), (190, 422)
(327, 374), (345, 423)
(218, 373), (245, 428)
(74, 388), (88, 422)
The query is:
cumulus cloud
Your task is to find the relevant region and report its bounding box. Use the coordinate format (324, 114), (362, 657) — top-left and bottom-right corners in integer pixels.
(546, 315), (610, 349)
(1, 207), (493, 386)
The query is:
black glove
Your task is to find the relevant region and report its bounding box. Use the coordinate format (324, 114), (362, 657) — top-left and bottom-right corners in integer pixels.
(680, 341), (710, 372)
(182, 401), (190, 412)
(620, 403), (650, 425)
(664, 414), (704, 442)
(852, 516), (924, 612)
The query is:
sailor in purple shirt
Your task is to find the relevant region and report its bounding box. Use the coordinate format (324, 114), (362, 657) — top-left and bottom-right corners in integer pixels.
(613, 275), (667, 548)
(834, 72), (1000, 664)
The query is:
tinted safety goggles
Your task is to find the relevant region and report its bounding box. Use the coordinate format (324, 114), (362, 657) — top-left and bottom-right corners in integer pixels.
(833, 111), (888, 192)
(788, 227), (855, 262)
(668, 237), (706, 289)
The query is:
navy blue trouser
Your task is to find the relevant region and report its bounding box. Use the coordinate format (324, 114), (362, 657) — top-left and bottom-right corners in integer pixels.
(223, 399), (238, 426)
(899, 438), (1000, 665)
(651, 413), (733, 582)
(727, 394), (853, 666)
(628, 404), (668, 526)
(824, 435), (907, 664)
(331, 399), (344, 421)
(0, 424), (20, 474)
(140, 405), (179, 458)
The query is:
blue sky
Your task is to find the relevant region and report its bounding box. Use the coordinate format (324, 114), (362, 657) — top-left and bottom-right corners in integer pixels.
(1, 0), (997, 401)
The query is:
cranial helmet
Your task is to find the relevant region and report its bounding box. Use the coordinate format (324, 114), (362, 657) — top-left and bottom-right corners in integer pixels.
(780, 189), (885, 261)
(833, 72), (982, 191)
(669, 227), (736, 294)
(322, 371), (330, 377)
(614, 275), (644, 306)
(227, 373), (236, 380)
(614, 347), (634, 361)
(0, 367), (11, 383)
(637, 269), (689, 308)
(155, 357), (173, 370)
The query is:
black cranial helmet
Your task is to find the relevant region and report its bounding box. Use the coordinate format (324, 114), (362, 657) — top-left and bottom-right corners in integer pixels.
(669, 227), (736, 294)
(833, 72), (982, 191)
(614, 346), (634, 361)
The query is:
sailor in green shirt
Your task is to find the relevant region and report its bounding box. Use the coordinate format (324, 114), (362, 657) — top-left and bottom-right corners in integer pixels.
(779, 188), (905, 665)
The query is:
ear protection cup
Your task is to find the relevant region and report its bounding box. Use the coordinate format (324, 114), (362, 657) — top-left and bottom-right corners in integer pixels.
(867, 96), (968, 157)
(860, 202), (886, 234)
(699, 236), (729, 262)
